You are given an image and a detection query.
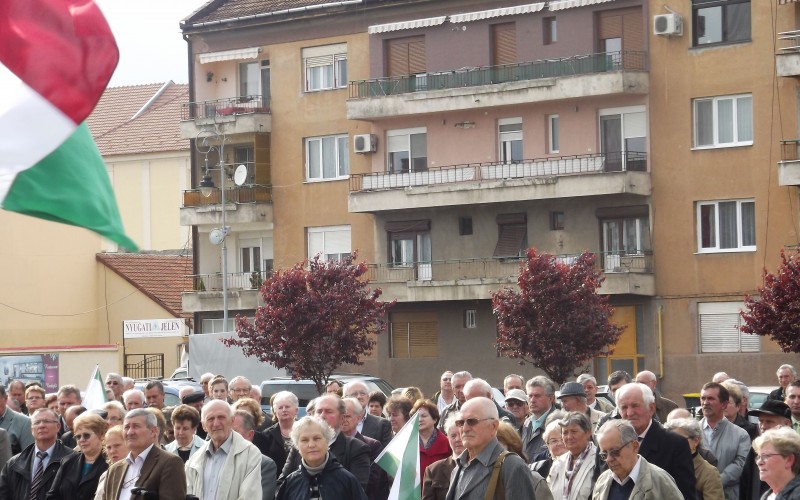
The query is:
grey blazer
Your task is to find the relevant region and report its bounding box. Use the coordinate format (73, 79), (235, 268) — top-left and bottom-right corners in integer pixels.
(0, 428), (11, 473)
(361, 413), (392, 448)
(0, 408), (32, 455)
(445, 439), (535, 500)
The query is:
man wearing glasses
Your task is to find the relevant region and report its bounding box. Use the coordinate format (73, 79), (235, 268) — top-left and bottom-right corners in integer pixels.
(593, 419), (683, 500)
(0, 408), (74, 500)
(105, 373), (124, 402)
(446, 397), (534, 499)
(344, 380), (392, 447)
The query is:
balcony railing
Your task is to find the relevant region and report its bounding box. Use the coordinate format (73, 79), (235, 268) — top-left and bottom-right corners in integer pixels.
(781, 140), (800, 161)
(365, 251), (654, 283)
(187, 270), (270, 292)
(350, 152), (647, 192)
(182, 95), (270, 121)
(182, 184), (272, 207)
(778, 30), (800, 54)
(348, 50), (648, 99)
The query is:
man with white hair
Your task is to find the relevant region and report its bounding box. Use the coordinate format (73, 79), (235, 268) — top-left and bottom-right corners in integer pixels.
(577, 373), (614, 413)
(438, 371), (472, 431)
(228, 376), (251, 403)
(463, 378), (516, 428)
(445, 397), (535, 499)
(520, 375), (557, 463)
(343, 380), (392, 447)
(769, 364), (796, 401)
(105, 373), (124, 402)
(123, 389), (146, 410)
(635, 370), (677, 423)
(712, 372), (730, 383)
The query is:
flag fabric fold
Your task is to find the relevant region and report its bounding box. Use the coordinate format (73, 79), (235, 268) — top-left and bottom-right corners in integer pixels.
(376, 412), (421, 500)
(0, 0), (138, 250)
(82, 365), (107, 410)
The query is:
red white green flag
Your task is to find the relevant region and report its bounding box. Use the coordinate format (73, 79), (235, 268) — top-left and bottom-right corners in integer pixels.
(0, 0), (138, 250)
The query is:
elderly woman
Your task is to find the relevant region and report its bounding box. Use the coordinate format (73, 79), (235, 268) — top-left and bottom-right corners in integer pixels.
(101, 401), (125, 428)
(423, 414), (463, 500)
(665, 418), (724, 500)
(412, 399), (451, 480)
(547, 411), (597, 500)
(753, 427), (800, 499)
(263, 390), (299, 476)
(276, 416), (367, 500)
(164, 404), (205, 463)
(386, 396), (413, 434)
(46, 413), (108, 500)
(496, 421), (554, 500)
(532, 420), (568, 478)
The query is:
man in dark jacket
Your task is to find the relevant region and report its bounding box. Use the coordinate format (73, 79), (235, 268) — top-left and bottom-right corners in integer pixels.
(0, 408), (75, 500)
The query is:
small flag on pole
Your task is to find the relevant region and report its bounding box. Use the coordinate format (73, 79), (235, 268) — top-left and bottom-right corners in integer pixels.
(83, 365), (107, 410)
(376, 412), (420, 500)
(0, 0), (138, 250)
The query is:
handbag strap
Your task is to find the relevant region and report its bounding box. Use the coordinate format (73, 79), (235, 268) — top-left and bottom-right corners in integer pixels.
(483, 451), (511, 500)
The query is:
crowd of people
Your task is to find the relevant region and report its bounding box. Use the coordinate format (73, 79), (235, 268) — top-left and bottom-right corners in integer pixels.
(0, 365), (798, 499)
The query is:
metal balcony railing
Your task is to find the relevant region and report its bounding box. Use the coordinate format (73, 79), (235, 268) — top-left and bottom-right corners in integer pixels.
(349, 151), (647, 192)
(778, 30), (800, 54)
(187, 270), (270, 292)
(781, 140), (800, 162)
(182, 95), (270, 121)
(182, 184), (272, 207)
(348, 50), (648, 99)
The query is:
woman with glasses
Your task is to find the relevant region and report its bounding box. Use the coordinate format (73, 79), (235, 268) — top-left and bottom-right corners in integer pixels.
(753, 427), (800, 500)
(46, 413), (108, 500)
(532, 420), (568, 479)
(547, 412), (597, 500)
(664, 418), (723, 500)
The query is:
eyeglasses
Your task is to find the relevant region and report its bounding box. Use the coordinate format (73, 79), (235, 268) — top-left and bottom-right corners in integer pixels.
(122, 475), (140, 488)
(106, 381), (119, 386)
(547, 439), (565, 446)
(756, 453), (783, 463)
(599, 440), (634, 461)
(505, 400), (526, 408)
(346, 391), (368, 397)
(76, 432), (94, 441)
(32, 419), (58, 427)
(454, 417), (495, 428)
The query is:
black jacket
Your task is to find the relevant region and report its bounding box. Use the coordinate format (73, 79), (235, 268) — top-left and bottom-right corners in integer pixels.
(281, 432), (371, 492)
(637, 420), (696, 500)
(0, 441), (75, 500)
(262, 423), (290, 478)
(45, 452), (108, 500)
(277, 455), (367, 500)
(761, 473), (800, 500)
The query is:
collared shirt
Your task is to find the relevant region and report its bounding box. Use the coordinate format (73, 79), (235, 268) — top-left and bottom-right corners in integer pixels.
(203, 432), (233, 500)
(792, 417), (800, 435)
(119, 444), (155, 500)
(30, 442), (56, 476)
(454, 438), (503, 500)
(611, 455), (642, 486)
(530, 408), (551, 433)
(637, 419), (653, 442)
(702, 419), (716, 445)
(357, 414), (365, 434)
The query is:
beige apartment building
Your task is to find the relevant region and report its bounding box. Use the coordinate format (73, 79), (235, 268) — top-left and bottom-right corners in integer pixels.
(180, 0), (800, 398)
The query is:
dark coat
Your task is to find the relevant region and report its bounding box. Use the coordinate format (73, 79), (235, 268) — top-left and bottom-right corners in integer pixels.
(768, 387), (786, 402)
(45, 452), (108, 500)
(422, 456), (456, 500)
(360, 414), (392, 448)
(102, 444), (186, 500)
(638, 420), (697, 500)
(353, 432), (389, 500)
(760, 473), (800, 500)
(282, 432), (371, 492)
(0, 441), (76, 500)
(262, 423), (291, 478)
(276, 455), (367, 500)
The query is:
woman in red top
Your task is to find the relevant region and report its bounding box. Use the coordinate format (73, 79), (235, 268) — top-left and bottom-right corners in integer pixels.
(412, 399), (452, 481)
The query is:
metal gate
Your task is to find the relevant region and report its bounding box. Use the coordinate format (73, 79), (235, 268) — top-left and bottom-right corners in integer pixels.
(125, 354), (164, 380)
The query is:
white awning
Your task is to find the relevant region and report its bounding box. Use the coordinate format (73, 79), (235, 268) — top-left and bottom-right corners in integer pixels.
(549, 0), (617, 11)
(198, 47), (261, 64)
(368, 16), (447, 34)
(449, 3), (546, 23)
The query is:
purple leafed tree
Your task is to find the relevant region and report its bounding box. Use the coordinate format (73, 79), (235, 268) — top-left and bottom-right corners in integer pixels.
(491, 248), (624, 384)
(740, 249), (800, 352)
(224, 253), (395, 393)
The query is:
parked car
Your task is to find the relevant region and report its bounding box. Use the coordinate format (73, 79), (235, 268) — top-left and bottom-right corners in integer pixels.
(259, 373), (395, 416)
(747, 386), (779, 411)
(134, 378), (202, 408)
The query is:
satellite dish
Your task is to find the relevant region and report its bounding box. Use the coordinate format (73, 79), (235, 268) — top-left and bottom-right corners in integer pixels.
(234, 164), (248, 186)
(209, 228), (225, 245)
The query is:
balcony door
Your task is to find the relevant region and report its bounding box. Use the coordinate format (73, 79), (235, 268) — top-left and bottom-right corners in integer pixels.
(600, 106), (646, 172)
(239, 60), (270, 108)
(597, 7), (644, 69)
(386, 220), (431, 281)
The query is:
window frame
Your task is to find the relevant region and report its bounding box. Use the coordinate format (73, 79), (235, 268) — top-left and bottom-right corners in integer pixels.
(693, 94), (753, 149)
(696, 199), (756, 253)
(387, 127), (427, 174)
(498, 117), (523, 163)
(548, 114), (560, 154)
(543, 17), (557, 45)
(691, 0), (751, 48)
(303, 44), (348, 92)
(305, 134), (349, 181)
(307, 225), (352, 262)
(698, 301), (760, 353)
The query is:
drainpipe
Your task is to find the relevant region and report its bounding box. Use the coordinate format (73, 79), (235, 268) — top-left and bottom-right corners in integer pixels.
(658, 305), (664, 378)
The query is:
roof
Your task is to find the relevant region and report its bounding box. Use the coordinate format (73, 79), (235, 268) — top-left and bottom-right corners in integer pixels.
(86, 82), (189, 156)
(96, 252), (193, 319)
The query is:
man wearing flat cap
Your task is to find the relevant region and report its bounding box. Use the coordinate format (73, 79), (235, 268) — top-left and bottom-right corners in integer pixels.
(182, 391), (206, 440)
(740, 399), (792, 500)
(503, 389), (529, 434)
(558, 381), (606, 433)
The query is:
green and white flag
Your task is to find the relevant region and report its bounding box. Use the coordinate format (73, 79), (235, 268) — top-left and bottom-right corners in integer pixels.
(83, 365), (107, 410)
(376, 412), (420, 500)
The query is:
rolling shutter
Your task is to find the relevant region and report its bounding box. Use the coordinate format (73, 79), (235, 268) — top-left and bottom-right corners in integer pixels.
(699, 302), (760, 353)
(390, 312), (438, 358)
(386, 36), (426, 77)
(493, 213), (527, 257)
(492, 23), (517, 66)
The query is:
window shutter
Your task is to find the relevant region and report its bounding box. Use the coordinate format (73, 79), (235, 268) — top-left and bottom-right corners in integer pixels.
(598, 12), (623, 39)
(305, 55), (332, 68)
(390, 322), (410, 358)
(493, 224), (527, 257)
(623, 10), (644, 52)
(409, 321), (438, 357)
(699, 302), (760, 353)
(386, 37), (425, 77)
(408, 39), (426, 74)
(491, 23), (517, 66)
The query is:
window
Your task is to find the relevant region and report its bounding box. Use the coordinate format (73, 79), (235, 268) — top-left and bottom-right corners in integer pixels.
(692, 0), (751, 47)
(548, 115), (560, 153)
(491, 23), (517, 65)
(202, 318), (236, 334)
(305, 135), (349, 181)
(386, 220), (431, 280)
(699, 301), (759, 353)
(390, 312), (438, 358)
(464, 310), (477, 329)
(494, 213), (527, 258)
(303, 43), (347, 92)
(239, 62), (260, 97)
(693, 94), (753, 148)
(386, 36), (426, 77)
(307, 225), (351, 261)
(543, 17), (557, 44)
(459, 217), (473, 236)
(600, 106), (647, 171)
(234, 146), (255, 184)
(602, 217), (651, 256)
(499, 118), (523, 163)
(387, 128), (427, 173)
(241, 246), (261, 273)
(697, 199), (755, 252)
(550, 211), (564, 230)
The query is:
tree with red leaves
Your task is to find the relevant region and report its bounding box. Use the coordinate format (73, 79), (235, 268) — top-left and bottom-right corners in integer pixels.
(740, 250), (800, 352)
(224, 254), (395, 393)
(492, 249), (624, 384)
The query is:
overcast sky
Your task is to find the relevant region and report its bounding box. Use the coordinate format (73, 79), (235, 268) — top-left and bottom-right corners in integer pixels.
(96, 0), (208, 87)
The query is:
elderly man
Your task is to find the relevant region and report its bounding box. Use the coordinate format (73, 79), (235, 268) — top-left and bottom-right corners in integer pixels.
(105, 373), (124, 402)
(433, 371), (455, 413)
(615, 382), (695, 500)
(231, 410), (277, 500)
(593, 419), (683, 500)
(0, 385), (33, 455)
(200, 372), (215, 400)
(438, 371), (472, 431)
(123, 389), (146, 410)
(121, 377), (135, 392)
(699, 382), (750, 500)
(558, 381), (606, 432)
(7, 381), (26, 416)
(503, 389), (528, 434)
(185, 400), (263, 499)
(55, 385), (81, 436)
(281, 394), (371, 491)
(144, 381), (165, 410)
(502, 374), (525, 395)
(0, 408), (74, 500)
(577, 373), (615, 413)
(520, 375), (558, 463)
(343, 380), (392, 447)
(228, 376), (252, 403)
(635, 371), (677, 423)
(445, 397), (534, 499)
(770, 364), (796, 401)
(741, 399), (793, 500)
(341, 397), (390, 500)
(103, 408), (186, 500)
(463, 378), (516, 427)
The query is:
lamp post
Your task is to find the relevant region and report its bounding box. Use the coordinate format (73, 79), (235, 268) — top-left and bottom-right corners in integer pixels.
(198, 133), (229, 332)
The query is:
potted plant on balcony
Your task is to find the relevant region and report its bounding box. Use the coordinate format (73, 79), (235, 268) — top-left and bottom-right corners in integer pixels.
(249, 268), (263, 290)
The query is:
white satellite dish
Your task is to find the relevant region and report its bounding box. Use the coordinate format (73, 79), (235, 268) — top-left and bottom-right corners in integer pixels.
(234, 164), (248, 186)
(209, 228), (225, 245)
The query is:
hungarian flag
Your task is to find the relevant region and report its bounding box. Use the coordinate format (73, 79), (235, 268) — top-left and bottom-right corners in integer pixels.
(0, 0), (138, 250)
(376, 412), (421, 500)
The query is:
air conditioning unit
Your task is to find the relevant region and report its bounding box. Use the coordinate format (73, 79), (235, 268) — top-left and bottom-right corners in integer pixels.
(654, 13), (683, 36)
(353, 134), (377, 154)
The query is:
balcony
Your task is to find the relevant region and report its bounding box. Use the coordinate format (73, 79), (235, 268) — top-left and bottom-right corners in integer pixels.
(180, 184), (273, 226)
(182, 270), (269, 313)
(347, 51), (649, 119)
(777, 31), (800, 78)
(365, 251), (655, 302)
(179, 95), (271, 139)
(349, 152), (650, 213)
(779, 140), (800, 186)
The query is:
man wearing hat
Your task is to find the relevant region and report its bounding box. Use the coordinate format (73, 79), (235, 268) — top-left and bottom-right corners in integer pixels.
(740, 399), (792, 500)
(503, 389), (529, 434)
(182, 390), (207, 440)
(558, 381), (606, 433)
